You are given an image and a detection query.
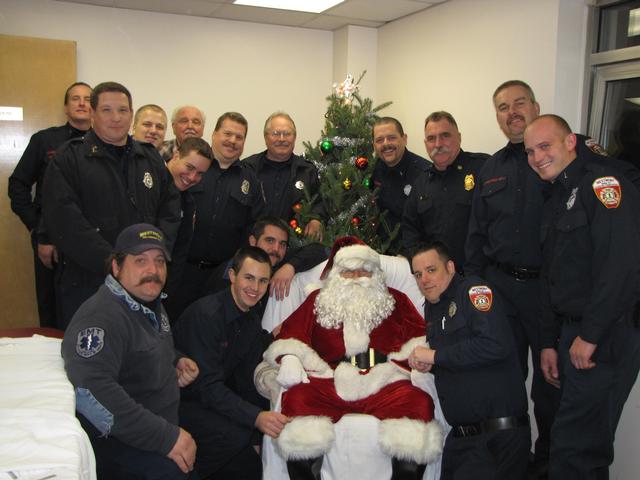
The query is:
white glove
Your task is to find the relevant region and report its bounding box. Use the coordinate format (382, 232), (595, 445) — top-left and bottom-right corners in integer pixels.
(276, 355), (309, 388)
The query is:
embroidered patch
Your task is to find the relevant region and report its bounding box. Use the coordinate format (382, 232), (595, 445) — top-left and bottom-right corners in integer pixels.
(143, 172), (153, 189)
(448, 301), (457, 317)
(464, 174), (475, 191)
(592, 176), (621, 209)
(566, 187), (578, 210)
(403, 184), (412, 196)
(295, 180), (305, 190)
(241, 179), (250, 195)
(468, 286), (493, 312)
(585, 138), (608, 156)
(76, 327), (105, 358)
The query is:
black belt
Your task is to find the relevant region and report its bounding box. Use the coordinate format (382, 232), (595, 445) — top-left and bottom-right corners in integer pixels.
(187, 259), (218, 270)
(492, 262), (540, 281)
(452, 414), (529, 438)
(344, 348), (387, 371)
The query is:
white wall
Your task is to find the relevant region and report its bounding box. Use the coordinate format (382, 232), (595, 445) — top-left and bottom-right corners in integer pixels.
(376, 0), (588, 157)
(0, 0), (333, 156)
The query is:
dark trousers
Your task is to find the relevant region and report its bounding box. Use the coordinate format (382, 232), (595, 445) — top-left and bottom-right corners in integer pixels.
(549, 318), (640, 479)
(440, 425), (530, 479)
(56, 261), (102, 330)
(31, 235), (57, 328)
(485, 265), (561, 464)
(179, 401), (262, 480)
(90, 433), (194, 480)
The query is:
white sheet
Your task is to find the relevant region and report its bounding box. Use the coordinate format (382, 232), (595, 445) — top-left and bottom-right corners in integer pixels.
(0, 335), (96, 480)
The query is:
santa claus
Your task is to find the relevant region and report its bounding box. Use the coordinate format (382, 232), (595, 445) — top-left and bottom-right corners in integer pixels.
(262, 240), (443, 479)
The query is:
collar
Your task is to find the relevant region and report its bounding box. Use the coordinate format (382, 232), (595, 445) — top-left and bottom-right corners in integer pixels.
(220, 287), (250, 324)
(429, 149), (464, 175)
(85, 130), (134, 157)
(65, 122), (89, 137)
(440, 273), (463, 302)
(105, 274), (169, 331)
(555, 155), (582, 190)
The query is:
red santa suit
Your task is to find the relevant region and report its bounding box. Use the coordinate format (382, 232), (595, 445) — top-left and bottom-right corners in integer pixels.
(264, 286), (443, 464)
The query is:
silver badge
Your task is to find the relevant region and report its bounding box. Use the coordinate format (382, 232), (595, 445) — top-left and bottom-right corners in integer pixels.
(143, 172), (153, 189)
(295, 180), (305, 190)
(566, 187), (578, 210)
(76, 327), (105, 358)
(449, 301), (457, 317)
(241, 179), (250, 195)
(403, 184), (412, 196)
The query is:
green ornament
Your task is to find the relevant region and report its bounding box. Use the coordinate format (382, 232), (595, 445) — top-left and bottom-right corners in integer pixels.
(320, 139), (333, 153)
(363, 177), (372, 188)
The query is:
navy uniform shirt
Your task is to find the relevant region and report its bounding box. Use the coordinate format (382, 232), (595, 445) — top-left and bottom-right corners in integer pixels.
(540, 154), (640, 348)
(8, 122), (88, 235)
(173, 288), (271, 427)
(465, 142), (548, 276)
(42, 131), (181, 278)
(372, 149), (430, 233)
(402, 149), (488, 269)
(188, 160), (265, 265)
(243, 151), (323, 222)
(425, 274), (528, 426)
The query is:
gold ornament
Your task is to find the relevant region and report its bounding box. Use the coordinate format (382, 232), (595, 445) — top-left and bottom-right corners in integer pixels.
(343, 178), (352, 190)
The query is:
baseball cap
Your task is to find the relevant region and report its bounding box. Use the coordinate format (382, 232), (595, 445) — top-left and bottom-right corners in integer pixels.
(114, 223), (171, 261)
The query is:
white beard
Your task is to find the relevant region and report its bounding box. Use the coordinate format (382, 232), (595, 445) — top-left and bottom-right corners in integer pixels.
(314, 270), (395, 356)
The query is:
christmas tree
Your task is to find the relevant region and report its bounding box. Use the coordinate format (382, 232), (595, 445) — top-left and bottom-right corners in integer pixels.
(292, 72), (397, 253)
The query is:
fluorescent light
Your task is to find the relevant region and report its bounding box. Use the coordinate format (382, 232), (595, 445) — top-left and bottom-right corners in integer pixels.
(625, 97), (640, 106)
(233, 0), (345, 14)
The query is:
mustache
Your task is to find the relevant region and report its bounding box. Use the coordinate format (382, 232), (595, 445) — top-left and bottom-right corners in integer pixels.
(508, 114), (525, 124)
(431, 146), (451, 155)
(138, 274), (162, 286)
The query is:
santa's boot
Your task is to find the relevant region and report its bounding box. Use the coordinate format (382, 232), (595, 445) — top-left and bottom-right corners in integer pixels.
(390, 457), (427, 480)
(286, 457), (322, 480)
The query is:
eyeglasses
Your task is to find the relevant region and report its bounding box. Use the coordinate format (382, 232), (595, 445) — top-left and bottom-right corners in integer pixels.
(268, 130), (294, 139)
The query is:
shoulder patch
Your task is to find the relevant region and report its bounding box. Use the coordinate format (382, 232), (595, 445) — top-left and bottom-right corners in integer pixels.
(76, 327), (105, 358)
(468, 286), (493, 312)
(585, 138), (608, 157)
(592, 176), (621, 209)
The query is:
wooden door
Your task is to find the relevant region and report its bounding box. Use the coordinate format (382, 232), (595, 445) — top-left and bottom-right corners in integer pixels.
(0, 34), (76, 328)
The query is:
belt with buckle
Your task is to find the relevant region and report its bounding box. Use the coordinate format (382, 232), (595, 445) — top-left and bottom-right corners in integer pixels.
(493, 262), (540, 281)
(452, 414), (529, 438)
(344, 348), (387, 371)
(187, 259), (218, 270)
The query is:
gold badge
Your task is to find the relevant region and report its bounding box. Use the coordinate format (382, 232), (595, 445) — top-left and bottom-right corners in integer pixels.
(241, 179), (250, 195)
(464, 174), (475, 191)
(143, 172), (153, 189)
(90, 145), (98, 154)
(448, 301), (457, 317)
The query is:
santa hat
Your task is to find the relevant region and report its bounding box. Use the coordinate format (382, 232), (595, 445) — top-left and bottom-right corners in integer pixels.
(330, 244), (381, 276)
(320, 236), (367, 279)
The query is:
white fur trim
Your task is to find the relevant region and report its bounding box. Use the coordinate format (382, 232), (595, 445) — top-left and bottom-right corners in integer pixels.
(378, 418), (443, 464)
(276, 416), (335, 460)
(334, 362), (409, 401)
(387, 336), (428, 363)
(333, 244), (380, 271)
(253, 360), (280, 403)
(342, 322), (371, 356)
(263, 338), (333, 378)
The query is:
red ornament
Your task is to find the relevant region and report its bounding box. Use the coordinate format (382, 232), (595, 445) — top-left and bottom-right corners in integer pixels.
(289, 219), (298, 229)
(355, 156), (369, 169)
(292, 203), (302, 213)
(351, 217), (361, 227)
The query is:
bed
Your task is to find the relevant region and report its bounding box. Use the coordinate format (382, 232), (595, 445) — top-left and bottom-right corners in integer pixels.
(0, 328), (96, 480)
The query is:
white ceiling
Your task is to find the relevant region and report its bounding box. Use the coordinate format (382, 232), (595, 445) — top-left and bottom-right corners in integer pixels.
(56, 0), (448, 30)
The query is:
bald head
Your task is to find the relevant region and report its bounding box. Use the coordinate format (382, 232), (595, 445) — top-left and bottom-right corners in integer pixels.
(524, 115), (577, 182)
